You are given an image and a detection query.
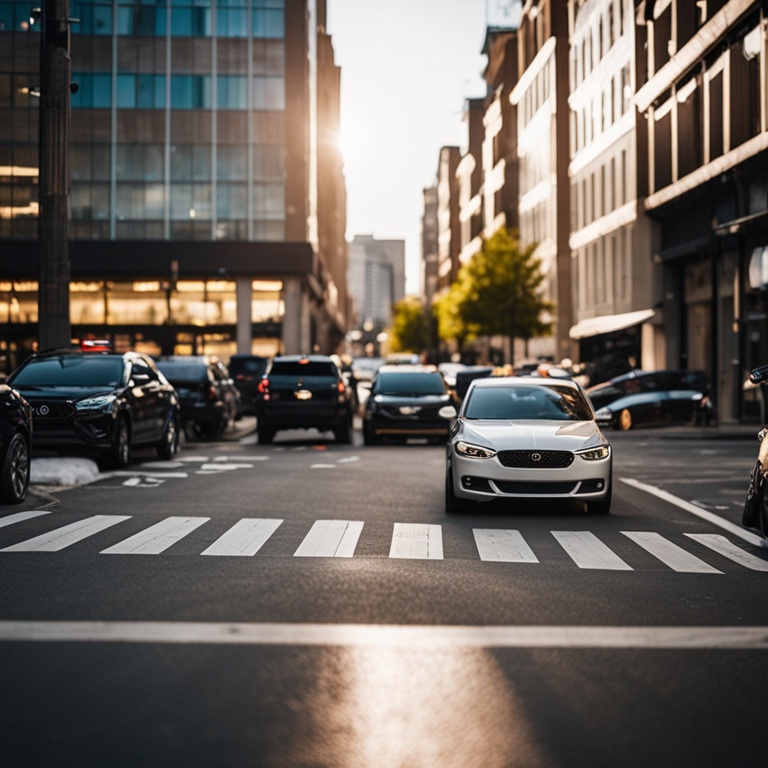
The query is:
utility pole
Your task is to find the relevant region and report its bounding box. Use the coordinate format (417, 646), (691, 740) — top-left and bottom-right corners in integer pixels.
(37, 0), (72, 350)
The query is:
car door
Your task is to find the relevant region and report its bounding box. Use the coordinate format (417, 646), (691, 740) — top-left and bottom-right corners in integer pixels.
(128, 358), (166, 443)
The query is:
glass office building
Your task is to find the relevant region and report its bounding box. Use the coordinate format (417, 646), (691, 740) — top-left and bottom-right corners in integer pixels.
(0, 0), (347, 371)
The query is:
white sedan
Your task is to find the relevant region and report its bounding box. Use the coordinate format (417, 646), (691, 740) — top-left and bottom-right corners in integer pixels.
(443, 377), (612, 514)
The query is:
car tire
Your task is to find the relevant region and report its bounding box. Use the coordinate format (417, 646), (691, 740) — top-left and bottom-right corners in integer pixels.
(257, 425), (274, 444)
(619, 409), (633, 431)
(104, 416), (130, 469)
(445, 467), (468, 514)
(334, 417), (352, 445)
(0, 433), (30, 504)
(362, 421), (379, 446)
(156, 414), (179, 460)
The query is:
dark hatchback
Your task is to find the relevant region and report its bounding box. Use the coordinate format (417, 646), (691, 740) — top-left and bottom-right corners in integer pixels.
(586, 369), (708, 410)
(228, 354), (269, 415)
(362, 365), (454, 445)
(7, 350), (180, 468)
(255, 355), (353, 444)
(155, 355), (242, 439)
(0, 384), (32, 504)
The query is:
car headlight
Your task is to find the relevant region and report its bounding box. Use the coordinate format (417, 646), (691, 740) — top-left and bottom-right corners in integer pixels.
(455, 441), (497, 459)
(575, 444), (611, 461)
(76, 394), (117, 413)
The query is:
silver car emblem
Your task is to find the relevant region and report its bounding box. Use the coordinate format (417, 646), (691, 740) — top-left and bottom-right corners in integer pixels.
(39, 405), (50, 415)
(531, 452), (541, 462)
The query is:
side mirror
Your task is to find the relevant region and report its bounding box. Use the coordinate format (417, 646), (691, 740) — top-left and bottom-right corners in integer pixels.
(131, 373), (151, 385)
(439, 405), (458, 420)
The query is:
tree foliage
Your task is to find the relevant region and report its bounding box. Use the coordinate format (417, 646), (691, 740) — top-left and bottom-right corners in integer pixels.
(436, 227), (553, 348)
(387, 296), (429, 353)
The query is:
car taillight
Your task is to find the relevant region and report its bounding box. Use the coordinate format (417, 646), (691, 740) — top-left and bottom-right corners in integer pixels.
(208, 384), (217, 401)
(258, 378), (269, 393)
(337, 381), (346, 393)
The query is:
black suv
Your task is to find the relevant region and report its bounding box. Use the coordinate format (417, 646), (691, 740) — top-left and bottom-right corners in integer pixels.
(155, 356), (242, 440)
(255, 355), (353, 444)
(7, 350), (179, 468)
(228, 354), (269, 415)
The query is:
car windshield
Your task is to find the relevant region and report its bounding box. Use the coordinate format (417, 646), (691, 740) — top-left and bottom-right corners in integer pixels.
(375, 371), (447, 396)
(156, 361), (206, 380)
(465, 385), (593, 421)
(10, 356), (126, 387)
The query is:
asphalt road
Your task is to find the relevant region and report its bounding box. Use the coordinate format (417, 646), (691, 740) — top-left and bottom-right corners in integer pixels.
(1, 422), (766, 767)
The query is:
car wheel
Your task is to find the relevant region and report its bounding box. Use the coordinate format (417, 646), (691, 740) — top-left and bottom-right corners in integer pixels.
(105, 416), (130, 469)
(156, 414), (179, 460)
(445, 467), (468, 514)
(257, 425), (274, 444)
(619, 408), (633, 431)
(0, 433), (30, 504)
(362, 421), (379, 446)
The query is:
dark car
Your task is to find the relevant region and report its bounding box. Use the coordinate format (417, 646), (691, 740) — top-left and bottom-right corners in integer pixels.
(594, 389), (705, 430)
(155, 355), (242, 439)
(0, 384), (32, 504)
(227, 354), (269, 415)
(362, 365), (454, 445)
(586, 369), (709, 411)
(7, 350), (179, 468)
(255, 354), (353, 444)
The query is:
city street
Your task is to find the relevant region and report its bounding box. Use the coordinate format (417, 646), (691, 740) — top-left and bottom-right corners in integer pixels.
(1, 423), (766, 767)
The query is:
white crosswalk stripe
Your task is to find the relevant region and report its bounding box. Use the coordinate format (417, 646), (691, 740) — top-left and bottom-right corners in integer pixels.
(101, 517), (209, 555)
(473, 529), (539, 563)
(1, 513), (767, 573)
(389, 523), (443, 560)
(1, 515), (131, 552)
(202, 518), (283, 557)
(552, 531), (633, 570)
(622, 531), (722, 573)
(294, 519), (363, 558)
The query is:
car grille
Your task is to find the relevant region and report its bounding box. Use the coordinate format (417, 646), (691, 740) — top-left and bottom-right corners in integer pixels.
(28, 400), (74, 419)
(494, 480), (577, 495)
(497, 450), (574, 469)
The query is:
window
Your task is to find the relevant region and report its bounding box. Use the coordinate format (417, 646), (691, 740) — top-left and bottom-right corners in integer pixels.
(171, 2), (211, 37)
(217, 76), (247, 109)
(71, 73), (112, 108)
(71, 1), (112, 35)
(171, 75), (212, 109)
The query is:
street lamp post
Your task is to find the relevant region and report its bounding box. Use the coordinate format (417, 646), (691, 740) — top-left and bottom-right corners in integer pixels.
(37, 0), (73, 350)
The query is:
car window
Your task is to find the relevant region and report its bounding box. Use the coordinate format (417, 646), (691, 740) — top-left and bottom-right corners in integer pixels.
(269, 361), (338, 377)
(10, 356), (126, 387)
(465, 385), (593, 421)
(156, 361), (205, 380)
(374, 371), (446, 395)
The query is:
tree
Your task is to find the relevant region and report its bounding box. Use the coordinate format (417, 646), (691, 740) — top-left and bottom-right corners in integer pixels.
(439, 227), (553, 357)
(387, 296), (430, 354)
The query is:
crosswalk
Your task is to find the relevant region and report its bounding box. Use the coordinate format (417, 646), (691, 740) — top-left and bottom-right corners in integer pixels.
(2, 510), (768, 573)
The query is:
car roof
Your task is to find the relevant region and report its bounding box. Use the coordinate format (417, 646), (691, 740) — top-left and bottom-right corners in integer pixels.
(469, 376), (582, 392)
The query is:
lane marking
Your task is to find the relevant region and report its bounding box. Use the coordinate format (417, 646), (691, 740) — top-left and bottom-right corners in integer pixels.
(621, 477), (764, 546)
(1, 515), (131, 552)
(1, 621), (768, 649)
(473, 529), (539, 563)
(0, 510), (51, 528)
(390, 523), (443, 560)
(294, 520), (364, 558)
(622, 531), (722, 573)
(685, 534), (768, 572)
(101, 517), (209, 555)
(201, 519), (283, 557)
(552, 531), (632, 570)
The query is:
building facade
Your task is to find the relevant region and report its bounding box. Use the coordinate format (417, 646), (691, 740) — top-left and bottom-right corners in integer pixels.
(0, 0), (347, 372)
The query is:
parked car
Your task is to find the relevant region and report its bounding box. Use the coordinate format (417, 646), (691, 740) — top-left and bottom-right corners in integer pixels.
(586, 369), (708, 411)
(228, 354), (269, 415)
(443, 377), (612, 514)
(0, 384), (32, 504)
(362, 364), (454, 445)
(7, 350), (179, 468)
(254, 355), (353, 444)
(594, 389), (706, 430)
(155, 355), (241, 440)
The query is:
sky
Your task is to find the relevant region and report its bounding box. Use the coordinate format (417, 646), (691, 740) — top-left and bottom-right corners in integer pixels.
(326, 0), (499, 295)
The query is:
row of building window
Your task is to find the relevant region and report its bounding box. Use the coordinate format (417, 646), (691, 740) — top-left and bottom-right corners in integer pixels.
(572, 149), (630, 231)
(576, 227), (632, 310)
(0, 2), (285, 38)
(72, 73), (284, 110)
(571, 65), (632, 154)
(570, 0), (628, 92)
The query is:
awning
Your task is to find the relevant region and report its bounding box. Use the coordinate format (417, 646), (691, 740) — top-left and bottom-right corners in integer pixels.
(569, 309), (656, 340)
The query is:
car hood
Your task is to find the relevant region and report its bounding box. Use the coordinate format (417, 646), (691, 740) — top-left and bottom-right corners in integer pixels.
(12, 385), (119, 402)
(456, 419), (607, 451)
